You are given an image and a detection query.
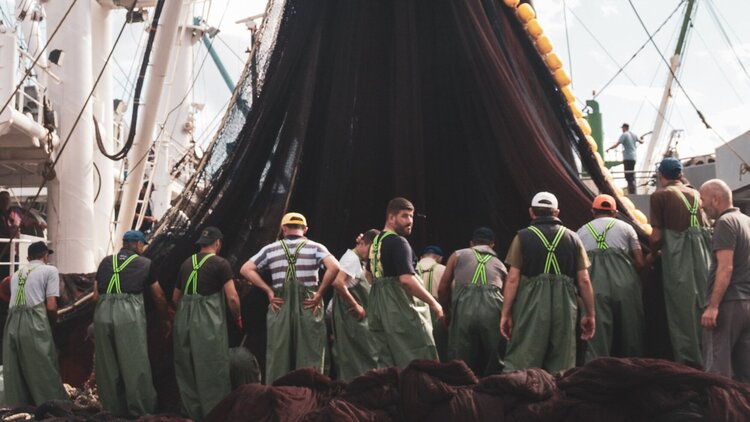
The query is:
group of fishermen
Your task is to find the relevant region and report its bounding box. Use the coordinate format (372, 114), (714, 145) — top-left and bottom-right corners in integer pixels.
(4, 157), (749, 419)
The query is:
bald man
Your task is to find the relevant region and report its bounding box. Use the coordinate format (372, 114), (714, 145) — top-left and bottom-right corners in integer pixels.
(699, 179), (750, 382)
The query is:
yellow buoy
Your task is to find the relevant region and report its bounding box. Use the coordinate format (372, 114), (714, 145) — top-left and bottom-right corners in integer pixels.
(577, 117), (592, 136)
(614, 185), (624, 196)
(561, 85), (575, 103)
(526, 19), (543, 39)
(595, 152), (605, 167)
(544, 53), (563, 72)
(535, 35), (553, 55)
(570, 102), (583, 119)
(553, 68), (571, 87)
(633, 209), (648, 224)
(620, 196), (635, 212)
(504, 0), (520, 7)
(516, 3), (536, 22)
(586, 136), (598, 153)
(642, 223), (653, 236)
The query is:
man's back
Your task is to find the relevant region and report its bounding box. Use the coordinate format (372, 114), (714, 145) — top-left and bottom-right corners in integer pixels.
(506, 217), (588, 278)
(96, 249), (154, 294)
(10, 261), (59, 307)
(176, 253), (233, 295)
(650, 182), (708, 232)
(577, 217), (640, 253)
(251, 237), (330, 288)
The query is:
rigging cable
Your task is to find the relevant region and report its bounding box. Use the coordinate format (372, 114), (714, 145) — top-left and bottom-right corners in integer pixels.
(627, 0), (750, 170)
(0, 0), (79, 118)
(704, 0), (750, 88)
(97, 0), (167, 161)
(591, 0), (685, 99)
(562, 0), (573, 86)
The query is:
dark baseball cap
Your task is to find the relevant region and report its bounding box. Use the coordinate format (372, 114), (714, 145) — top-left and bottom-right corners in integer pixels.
(422, 245), (444, 257)
(28, 241), (53, 257)
(658, 157), (683, 180)
(123, 230), (148, 244)
(472, 227), (495, 243)
(196, 226), (223, 245)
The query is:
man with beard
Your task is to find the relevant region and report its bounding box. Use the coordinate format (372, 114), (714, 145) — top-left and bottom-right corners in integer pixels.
(368, 197), (444, 368)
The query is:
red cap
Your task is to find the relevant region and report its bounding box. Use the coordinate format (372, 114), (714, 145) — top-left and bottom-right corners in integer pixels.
(592, 194), (617, 211)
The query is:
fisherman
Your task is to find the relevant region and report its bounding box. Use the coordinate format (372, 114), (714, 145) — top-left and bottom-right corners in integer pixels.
(240, 212), (339, 383)
(649, 158), (711, 367)
(501, 192), (596, 372)
(93, 230), (169, 417)
(606, 123), (644, 194)
(368, 197), (444, 368)
(416, 245), (448, 360)
(330, 229), (380, 380)
(438, 227), (506, 376)
(3, 241), (67, 405)
(577, 194), (646, 360)
(699, 179), (750, 382)
(173, 226), (242, 419)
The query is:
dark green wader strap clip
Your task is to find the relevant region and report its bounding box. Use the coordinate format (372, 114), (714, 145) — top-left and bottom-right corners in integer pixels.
(184, 253), (215, 295)
(279, 240), (308, 283)
(417, 263), (438, 292)
(370, 231), (396, 279)
(528, 226), (566, 275)
(14, 264), (39, 306)
(585, 219), (617, 250)
(669, 187), (701, 228)
(470, 250), (493, 285)
(107, 253), (140, 294)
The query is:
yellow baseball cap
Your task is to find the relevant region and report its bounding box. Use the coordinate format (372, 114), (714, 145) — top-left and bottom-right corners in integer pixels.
(280, 212), (307, 227)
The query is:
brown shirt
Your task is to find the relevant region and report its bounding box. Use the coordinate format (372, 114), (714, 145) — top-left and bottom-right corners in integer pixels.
(650, 181), (708, 232)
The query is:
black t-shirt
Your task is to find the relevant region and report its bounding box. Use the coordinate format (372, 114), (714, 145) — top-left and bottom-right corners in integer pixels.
(176, 253), (234, 296)
(380, 235), (416, 277)
(96, 249), (157, 294)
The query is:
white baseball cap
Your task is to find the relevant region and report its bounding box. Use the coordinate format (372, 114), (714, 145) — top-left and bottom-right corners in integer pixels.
(531, 192), (558, 209)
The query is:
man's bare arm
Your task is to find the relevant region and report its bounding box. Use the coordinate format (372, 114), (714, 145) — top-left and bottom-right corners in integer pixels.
(576, 269), (596, 340)
(702, 249), (734, 330)
(500, 267), (520, 340)
(240, 260), (284, 311)
(399, 274), (443, 318)
(438, 253), (457, 312)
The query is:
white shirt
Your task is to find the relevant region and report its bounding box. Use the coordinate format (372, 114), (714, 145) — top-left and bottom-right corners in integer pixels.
(338, 249), (365, 288)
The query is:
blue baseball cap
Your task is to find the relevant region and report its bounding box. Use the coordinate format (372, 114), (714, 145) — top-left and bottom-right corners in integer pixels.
(422, 245), (444, 257)
(658, 157), (683, 180)
(123, 230), (148, 244)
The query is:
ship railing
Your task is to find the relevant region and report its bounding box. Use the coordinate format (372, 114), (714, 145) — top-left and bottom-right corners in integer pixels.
(0, 235), (46, 277)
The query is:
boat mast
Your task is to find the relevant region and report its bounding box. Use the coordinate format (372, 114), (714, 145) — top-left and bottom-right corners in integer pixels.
(113, 0), (185, 247)
(45, 0), (97, 273)
(637, 0), (698, 190)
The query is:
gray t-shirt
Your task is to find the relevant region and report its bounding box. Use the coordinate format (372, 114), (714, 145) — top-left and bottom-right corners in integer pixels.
(453, 245), (506, 288)
(619, 131), (639, 161)
(708, 208), (750, 302)
(9, 260), (60, 307)
(577, 217), (641, 253)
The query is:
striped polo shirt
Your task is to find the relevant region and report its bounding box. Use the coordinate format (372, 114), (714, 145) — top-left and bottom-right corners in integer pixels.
(250, 236), (331, 288)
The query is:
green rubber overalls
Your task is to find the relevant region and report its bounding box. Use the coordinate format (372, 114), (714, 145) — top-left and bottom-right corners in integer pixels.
(173, 253), (231, 420)
(503, 226), (578, 373)
(661, 187), (711, 367)
(94, 253), (157, 417)
(583, 221), (644, 361)
(3, 265), (67, 406)
(448, 249), (505, 376)
(368, 231), (437, 368)
(265, 240), (326, 383)
(331, 261), (379, 381)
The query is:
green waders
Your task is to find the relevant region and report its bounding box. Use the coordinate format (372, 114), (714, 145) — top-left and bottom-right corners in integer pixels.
(661, 187), (711, 367)
(2, 266), (67, 406)
(331, 281), (379, 381)
(265, 240), (326, 383)
(503, 226), (578, 373)
(94, 254), (157, 417)
(418, 264), (448, 361)
(583, 221), (644, 361)
(173, 254), (231, 420)
(448, 250), (504, 376)
(368, 232), (437, 368)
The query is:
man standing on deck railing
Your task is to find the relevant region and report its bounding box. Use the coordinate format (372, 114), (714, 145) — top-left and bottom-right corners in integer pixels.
(606, 123), (644, 194)
(368, 197), (444, 368)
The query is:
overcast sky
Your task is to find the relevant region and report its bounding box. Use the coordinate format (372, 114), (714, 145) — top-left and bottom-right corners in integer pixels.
(4, 0), (749, 169)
